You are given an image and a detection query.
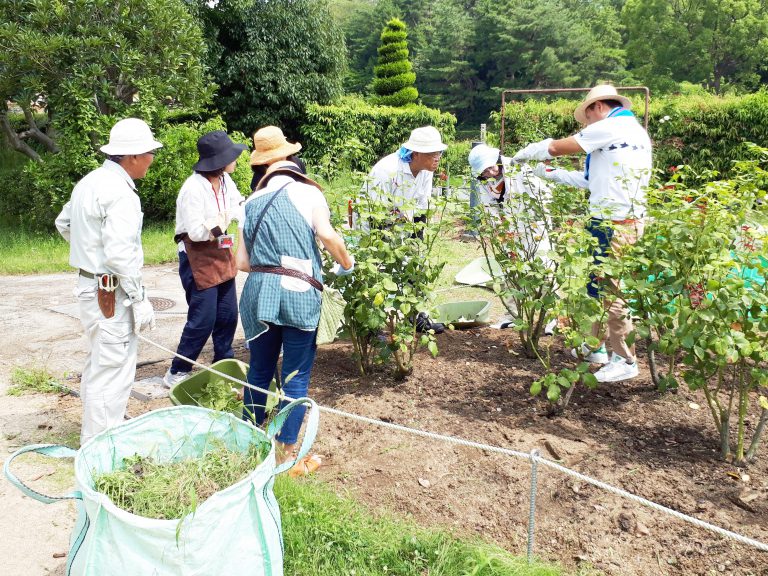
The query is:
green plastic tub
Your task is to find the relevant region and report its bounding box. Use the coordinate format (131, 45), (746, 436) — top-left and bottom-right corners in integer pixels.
(434, 300), (492, 329)
(169, 359), (248, 415)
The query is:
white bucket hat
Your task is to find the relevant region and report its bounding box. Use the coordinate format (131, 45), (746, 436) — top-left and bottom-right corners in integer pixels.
(100, 118), (163, 155)
(574, 85), (632, 124)
(402, 126), (448, 153)
(468, 144), (500, 177)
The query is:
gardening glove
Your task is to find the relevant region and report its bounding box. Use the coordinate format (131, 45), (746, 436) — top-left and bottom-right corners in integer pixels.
(533, 163), (556, 180)
(533, 164), (589, 188)
(128, 296), (156, 334)
(512, 138), (553, 163)
(331, 257), (355, 276)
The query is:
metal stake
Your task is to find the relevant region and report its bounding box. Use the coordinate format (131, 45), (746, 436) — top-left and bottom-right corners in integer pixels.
(527, 449), (541, 563)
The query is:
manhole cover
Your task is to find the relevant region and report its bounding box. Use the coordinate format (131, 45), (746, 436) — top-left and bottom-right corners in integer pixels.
(149, 296), (175, 311)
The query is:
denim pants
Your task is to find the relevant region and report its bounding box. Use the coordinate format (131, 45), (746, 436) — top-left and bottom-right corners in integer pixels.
(243, 323), (317, 445)
(170, 251), (238, 373)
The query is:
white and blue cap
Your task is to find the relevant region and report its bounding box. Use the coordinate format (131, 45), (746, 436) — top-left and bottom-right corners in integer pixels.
(468, 144), (500, 177)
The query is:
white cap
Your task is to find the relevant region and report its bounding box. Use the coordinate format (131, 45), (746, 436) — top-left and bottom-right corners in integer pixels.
(402, 126), (448, 153)
(468, 144), (500, 177)
(100, 118), (163, 155)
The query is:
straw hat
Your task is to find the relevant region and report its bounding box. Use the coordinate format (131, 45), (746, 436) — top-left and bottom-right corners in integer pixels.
(574, 85), (632, 124)
(249, 126), (302, 165)
(402, 126), (448, 153)
(100, 118), (162, 155)
(193, 130), (247, 172)
(254, 160), (322, 191)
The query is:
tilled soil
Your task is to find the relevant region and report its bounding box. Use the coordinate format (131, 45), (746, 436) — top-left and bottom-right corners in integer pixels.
(304, 329), (767, 576)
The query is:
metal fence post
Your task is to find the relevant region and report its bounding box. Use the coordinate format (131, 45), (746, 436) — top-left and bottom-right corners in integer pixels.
(527, 449), (541, 563)
(463, 140), (483, 240)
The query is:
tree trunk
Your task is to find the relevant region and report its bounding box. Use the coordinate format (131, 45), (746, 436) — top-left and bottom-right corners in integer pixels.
(0, 110), (42, 162)
(21, 104), (58, 153)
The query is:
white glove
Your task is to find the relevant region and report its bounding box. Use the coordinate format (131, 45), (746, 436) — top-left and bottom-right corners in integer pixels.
(533, 163), (556, 180)
(512, 138), (553, 163)
(127, 297), (156, 334)
(331, 257), (355, 276)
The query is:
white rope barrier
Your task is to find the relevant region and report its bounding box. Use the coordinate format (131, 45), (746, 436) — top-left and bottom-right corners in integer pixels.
(137, 333), (768, 553)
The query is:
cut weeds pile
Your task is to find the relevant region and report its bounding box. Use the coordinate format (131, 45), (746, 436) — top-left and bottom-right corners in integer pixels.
(93, 440), (270, 519)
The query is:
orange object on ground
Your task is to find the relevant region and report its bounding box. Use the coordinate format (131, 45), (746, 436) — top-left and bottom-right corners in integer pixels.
(288, 454), (322, 478)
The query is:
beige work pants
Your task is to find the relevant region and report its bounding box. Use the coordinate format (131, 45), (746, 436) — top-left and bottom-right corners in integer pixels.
(591, 219), (645, 361)
(75, 275), (138, 445)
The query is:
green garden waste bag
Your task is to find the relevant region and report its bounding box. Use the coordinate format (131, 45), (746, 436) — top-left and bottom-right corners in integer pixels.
(4, 400), (318, 576)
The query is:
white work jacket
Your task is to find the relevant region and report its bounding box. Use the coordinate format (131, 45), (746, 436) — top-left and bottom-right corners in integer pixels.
(174, 172), (245, 251)
(363, 152), (434, 218)
(55, 160), (145, 301)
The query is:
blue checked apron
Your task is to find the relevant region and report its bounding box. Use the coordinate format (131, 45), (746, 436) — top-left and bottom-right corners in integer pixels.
(240, 185), (323, 341)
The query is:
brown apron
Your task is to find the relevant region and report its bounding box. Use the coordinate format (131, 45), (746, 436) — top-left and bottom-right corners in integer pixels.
(175, 233), (237, 290)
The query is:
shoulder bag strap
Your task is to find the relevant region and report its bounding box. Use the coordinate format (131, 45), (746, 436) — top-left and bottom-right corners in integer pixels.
(251, 183), (290, 241)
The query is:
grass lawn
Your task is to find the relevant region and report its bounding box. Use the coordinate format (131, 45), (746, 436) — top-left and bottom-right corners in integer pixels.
(279, 476), (563, 576)
(0, 222), (178, 275)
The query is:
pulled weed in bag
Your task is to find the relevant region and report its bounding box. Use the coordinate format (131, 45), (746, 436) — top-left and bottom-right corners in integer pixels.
(93, 439), (270, 519)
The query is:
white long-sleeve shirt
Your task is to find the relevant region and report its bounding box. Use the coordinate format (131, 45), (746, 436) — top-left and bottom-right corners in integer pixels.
(174, 172), (245, 250)
(55, 160), (145, 301)
(363, 152), (434, 217)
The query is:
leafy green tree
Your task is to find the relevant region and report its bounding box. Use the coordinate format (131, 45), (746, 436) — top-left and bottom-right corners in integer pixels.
(622, 0), (768, 93)
(0, 0), (210, 162)
(194, 0), (346, 137)
(472, 0), (627, 120)
(372, 18), (419, 106)
(415, 0), (480, 119)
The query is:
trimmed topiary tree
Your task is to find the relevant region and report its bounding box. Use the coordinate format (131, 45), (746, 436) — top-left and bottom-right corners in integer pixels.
(372, 18), (418, 107)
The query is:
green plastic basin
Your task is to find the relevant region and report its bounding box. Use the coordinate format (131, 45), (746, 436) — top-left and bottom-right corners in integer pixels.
(168, 358), (248, 415)
(434, 300), (492, 328)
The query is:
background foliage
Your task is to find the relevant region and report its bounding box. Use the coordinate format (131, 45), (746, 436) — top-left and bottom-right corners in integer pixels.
(191, 0), (346, 139)
(301, 96), (456, 176)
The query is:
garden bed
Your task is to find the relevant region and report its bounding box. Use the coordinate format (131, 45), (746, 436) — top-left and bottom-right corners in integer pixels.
(301, 329), (767, 576)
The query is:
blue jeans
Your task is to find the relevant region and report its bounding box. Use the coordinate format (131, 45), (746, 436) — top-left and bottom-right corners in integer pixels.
(170, 251), (238, 373)
(243, 323), (317, 445)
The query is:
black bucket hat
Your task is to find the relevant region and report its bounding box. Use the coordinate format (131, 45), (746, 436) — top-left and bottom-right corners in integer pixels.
(193, 130), (248, 172)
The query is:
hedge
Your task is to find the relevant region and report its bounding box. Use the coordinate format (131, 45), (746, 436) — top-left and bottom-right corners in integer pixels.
(496, 91), (768, 175)
(300, 96), (456, 174)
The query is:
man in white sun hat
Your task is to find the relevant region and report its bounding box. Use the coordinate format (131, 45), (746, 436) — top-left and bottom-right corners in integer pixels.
(362, 125), (448, 227)
(511, 84), (652, 383)
(361, 125), (448, 333)
(55, 117), (163, 443)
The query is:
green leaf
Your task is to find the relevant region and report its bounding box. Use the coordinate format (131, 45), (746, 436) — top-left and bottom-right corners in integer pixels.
(427, 341), (438, 357)
(546, 384), (561, 403)
(530, 380), (542, 396)
(582, 373), (598, 389)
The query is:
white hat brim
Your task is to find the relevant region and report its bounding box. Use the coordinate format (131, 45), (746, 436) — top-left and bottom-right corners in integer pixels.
(100, 140), (163, 155)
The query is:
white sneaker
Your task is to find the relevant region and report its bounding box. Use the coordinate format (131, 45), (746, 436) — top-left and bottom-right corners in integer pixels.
(544, 318), (558, 336)
(594, 353), (639, 383)
(571, 343), (609, 364)
(163, 368), (190, 389)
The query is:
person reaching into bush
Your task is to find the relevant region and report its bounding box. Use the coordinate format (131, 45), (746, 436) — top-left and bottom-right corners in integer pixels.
(512, 84), (652, 383)
(360, 125), (447, 333)
(236, 126), (353, 470)
(163, 130), (247, 388)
